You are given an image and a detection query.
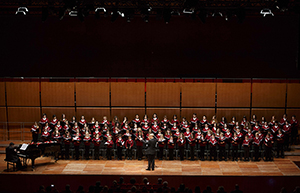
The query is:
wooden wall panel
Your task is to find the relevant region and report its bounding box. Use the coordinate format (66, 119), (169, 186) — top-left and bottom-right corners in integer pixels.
(7, 107), (40, 122)
(111, 82), (144, 106)
(6, 82), (40, 106)
(146, 83), (180, 107)
(181, 108), (215, 121)
(216, 108), (250, 121)
(76, 82), (109, 106)
(41, 82), (74, 106)
(7, 122), (33, 141)
(0, 82), (5, 106)
(41, 107), (76, 121)
(217, 83), (251, 107)
(146, 108), (180, 121)
(0, 107), (6, 122)
(287, 84), (300, 107)
(251, 108), (285, 122)
(76, 108), (110, 122)
(286, 109), (300, 120)
(7, 122), (22, 140)
(252, 83), (286, 107)
(111, 108), (145, 122)
(182, 83), (215, 107)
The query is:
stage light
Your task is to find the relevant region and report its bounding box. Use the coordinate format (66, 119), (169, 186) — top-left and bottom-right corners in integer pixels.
(183, 8), (195, 14)
(95, 7), (107, 19)
(95, 7), (107, 13)
(69, 7), (78, 17)
(15, 7), (28, 15)
(111, 10), (124, 22)
(212, 11), (223, 17)
(260, 8), (274, 17)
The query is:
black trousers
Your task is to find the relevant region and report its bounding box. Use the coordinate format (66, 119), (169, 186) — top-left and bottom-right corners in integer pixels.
(210, 146), (217, 161)
(190, 146), (195, 160)
(11, 158), (22, 170)
(127, 148), (132, 158)
(179, 146), (184, 160)
(159, 147), (164, 160)
(147, 154), (155, 170)
(64, 144), (70, 159)
(85, 145), (90, 160)
(232, 145), (238, 160)
(254, 146), (260, 161)
(117, 146), (122, 160)
(94, 146), (100, 160)
(265, 146), (272, 161)
(199, 146), (205, 160)
(244, 146), (249, 160)
(32, 133), (38, 142)
(219, 146), (225, 160)
(291, 128), (298, 145)
(74, 146), (80, 160)
(225, 143), (231, 159)
(107, 148), (112, 160)
(169, 148), (174, 160)
(137, 146), (143, 160)
(277, 143), (284, 157)
(284, 134), (290, 150)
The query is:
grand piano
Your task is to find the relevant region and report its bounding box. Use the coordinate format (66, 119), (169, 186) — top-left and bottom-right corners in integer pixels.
(17, 141), (60, 169)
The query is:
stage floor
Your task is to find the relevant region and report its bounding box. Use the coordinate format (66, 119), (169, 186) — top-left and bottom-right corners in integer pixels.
(1, 155), (300, 176)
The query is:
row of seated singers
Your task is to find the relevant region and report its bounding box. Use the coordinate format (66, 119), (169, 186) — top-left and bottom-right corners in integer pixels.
(32, 121), (287, 161)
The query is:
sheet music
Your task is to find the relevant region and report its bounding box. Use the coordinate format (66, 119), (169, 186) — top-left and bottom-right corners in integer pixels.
(20, 143), (28, 150)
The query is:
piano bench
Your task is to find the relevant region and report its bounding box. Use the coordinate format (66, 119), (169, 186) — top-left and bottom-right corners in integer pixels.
(4, 159), (16, 172)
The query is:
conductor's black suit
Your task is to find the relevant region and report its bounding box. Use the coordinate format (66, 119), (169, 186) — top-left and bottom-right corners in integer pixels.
(145, 138), (157, 171)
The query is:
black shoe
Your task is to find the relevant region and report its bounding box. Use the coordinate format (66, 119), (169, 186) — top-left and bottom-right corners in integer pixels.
(152, 169), (155, 171)
(146, 168), (150, 171)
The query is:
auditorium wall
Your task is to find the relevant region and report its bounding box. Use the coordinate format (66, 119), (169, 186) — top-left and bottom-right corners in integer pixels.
(0, 79), (299, 140)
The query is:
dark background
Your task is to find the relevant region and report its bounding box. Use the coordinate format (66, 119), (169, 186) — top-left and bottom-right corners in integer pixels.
(0, 14), (299, 78)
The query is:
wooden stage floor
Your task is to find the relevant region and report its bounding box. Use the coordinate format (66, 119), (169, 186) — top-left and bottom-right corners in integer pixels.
(1, 154), (300, 176)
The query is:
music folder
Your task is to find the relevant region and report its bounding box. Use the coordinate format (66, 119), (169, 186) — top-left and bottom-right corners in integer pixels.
(20, 143), (29, 150)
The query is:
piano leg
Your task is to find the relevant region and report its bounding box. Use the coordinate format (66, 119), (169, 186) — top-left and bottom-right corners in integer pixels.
(31, 159), (35, 170)
(22, 158), (28, 168)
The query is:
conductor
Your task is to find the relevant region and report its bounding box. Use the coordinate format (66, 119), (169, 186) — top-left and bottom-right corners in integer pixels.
(5, 142), (22, 170)
(145, 133), (157, 171)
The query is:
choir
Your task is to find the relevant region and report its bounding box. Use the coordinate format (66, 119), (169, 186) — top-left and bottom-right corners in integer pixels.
(31, 113), (299, 162)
